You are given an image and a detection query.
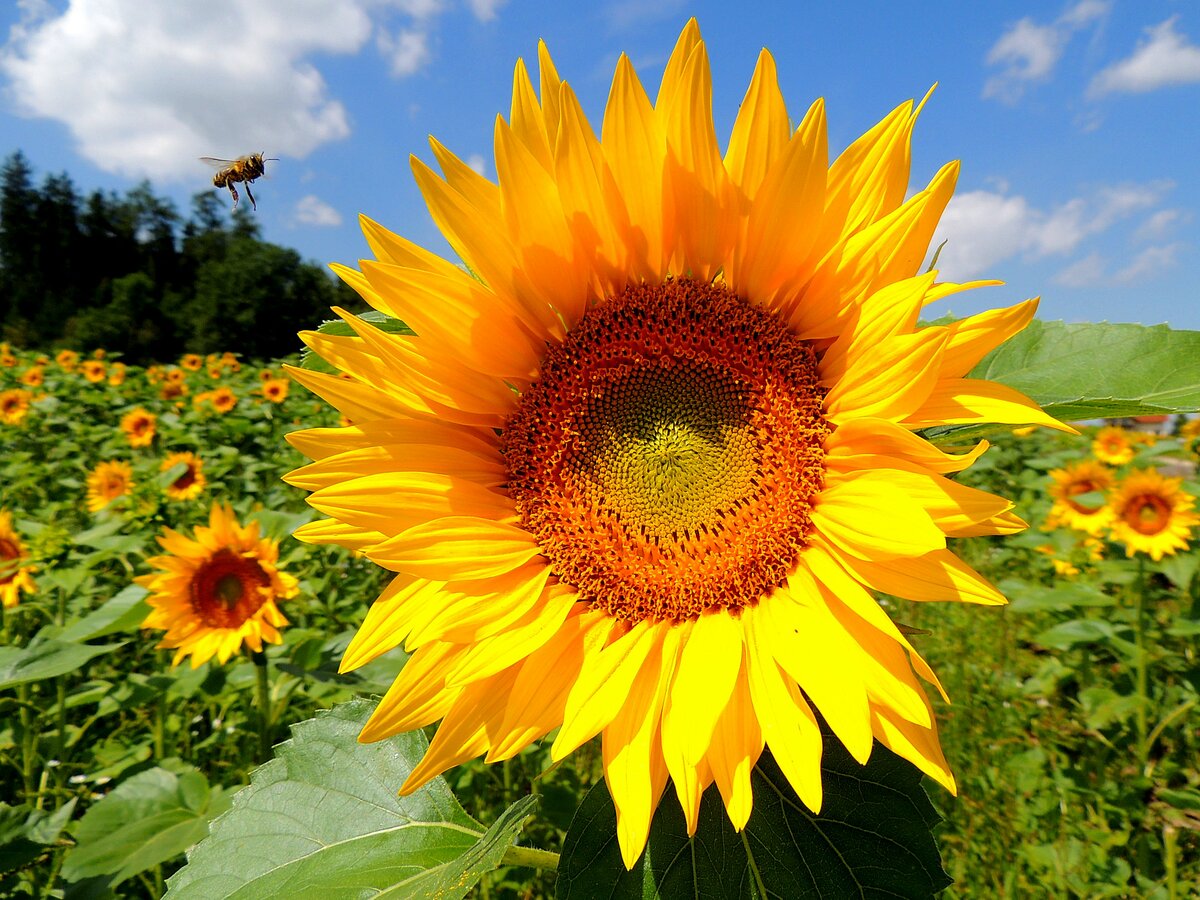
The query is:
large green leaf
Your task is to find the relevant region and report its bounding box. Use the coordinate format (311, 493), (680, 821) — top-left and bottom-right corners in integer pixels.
(164, 699), (536, 899)
(299, 311), (413, 375)
(557, 737), (950, 899)
(0, 800), (76, 875)
(969, 320), (1200, 421)
(61, 764), (231, 886)
(0, 639), (125, 690)
(58, 584), (150, 642)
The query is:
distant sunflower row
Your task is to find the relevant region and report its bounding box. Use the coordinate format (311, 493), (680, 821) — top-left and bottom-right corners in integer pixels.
(1045, 424), (1200, 562)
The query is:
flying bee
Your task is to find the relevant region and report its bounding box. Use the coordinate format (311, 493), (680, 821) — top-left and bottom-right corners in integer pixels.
(200, 153), (277, 210)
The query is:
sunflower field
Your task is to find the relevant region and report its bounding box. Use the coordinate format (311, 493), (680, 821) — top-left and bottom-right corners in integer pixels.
(4, 20), (1200, 900)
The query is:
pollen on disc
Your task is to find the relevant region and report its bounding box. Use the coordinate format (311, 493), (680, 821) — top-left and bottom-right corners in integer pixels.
(503, 278), (830, 623)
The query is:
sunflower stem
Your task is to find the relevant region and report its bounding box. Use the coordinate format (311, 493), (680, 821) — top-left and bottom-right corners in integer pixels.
(252, 650), (273, 763)
(501, 845), (559, 872)
(1132, 556), (1149, 757)
(153, 692), (167, 760)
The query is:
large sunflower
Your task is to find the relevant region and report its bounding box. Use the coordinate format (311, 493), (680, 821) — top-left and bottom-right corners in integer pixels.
(285, 21), (1067, 867)
(137, 503), (297, 667)
(1108, 469), (1199, 561)
(0, 510), (37, 609)
(1045, 460), (1115, 536)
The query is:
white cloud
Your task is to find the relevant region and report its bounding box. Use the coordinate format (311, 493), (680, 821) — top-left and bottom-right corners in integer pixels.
(293, 194), (342, 227)
(932, 181), (1171, 279)
(378, 27), (432, 77)
(465, 152), (487, 176)
(1089, 17), (1200, 96)
(1134, 208), (1187, 242)
(983, 2), (1111, 103)
(465, 0), (506, 22)
(0, 0), (506, 181)
(1053, 252), (1107, 287)
(0, 1), (369, 180)
(1113, 243), (1183, 283)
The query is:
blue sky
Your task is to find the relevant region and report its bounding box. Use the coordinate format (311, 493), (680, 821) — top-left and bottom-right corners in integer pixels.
(1, 0), (1197, 329)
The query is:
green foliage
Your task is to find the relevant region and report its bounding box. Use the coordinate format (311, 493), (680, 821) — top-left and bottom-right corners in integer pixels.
(165, 701), (536, 899)
(558, 741), (950, 899)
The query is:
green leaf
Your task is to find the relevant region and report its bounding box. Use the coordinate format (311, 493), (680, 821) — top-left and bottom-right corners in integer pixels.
(969, 321), (1200, 421)
(62, 765), (229, 886)
(1034, 619), (1120, 650)
(0, 800), (77, 874)
(1005, 580), (1117, 613)
(0, 639), (126, 690)
(557, 737), (950, 899)
(58, 585), (150, 642)
(299, 311), (413, 374)
(165, 699), (536, 899)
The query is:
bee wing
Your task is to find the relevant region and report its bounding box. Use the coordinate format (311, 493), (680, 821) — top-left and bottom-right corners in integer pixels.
(199, 157), (238, 167)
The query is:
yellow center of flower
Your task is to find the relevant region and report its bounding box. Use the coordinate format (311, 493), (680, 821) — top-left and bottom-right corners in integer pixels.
(504, 278), (829, 623)
(191, 549), (269, 627)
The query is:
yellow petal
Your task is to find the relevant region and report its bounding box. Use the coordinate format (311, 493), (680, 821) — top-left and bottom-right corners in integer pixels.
(812, 473), (946, 560)
(366, 517), (541, 580)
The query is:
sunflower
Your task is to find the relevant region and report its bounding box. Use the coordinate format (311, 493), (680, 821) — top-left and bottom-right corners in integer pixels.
(0, 389), (32, 425)
(1108, 469), (1200, 561)
(121, 407), (157, 447)
(0, 511), (37, 609)
(108, 362), (127, 386)
(261, 377), (289, 404)
(1092, 425), (1134, 465)
(1045, 460), (1115, 536)
(137, 503), (297, 667)
(160, 381), (188, 402)
(180, 353), (203, 371)
(285, 21), (1067, 867)
(210, 387), (238, 414)
(18, 367), (43, 388)
(86, 460), (133, 512)
(55, 349), (79, 371)
(81, 359), (106, 383)
(161, 451), (207, 501)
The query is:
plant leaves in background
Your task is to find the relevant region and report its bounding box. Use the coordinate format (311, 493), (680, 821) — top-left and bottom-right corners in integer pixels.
(61, 763), (230, 887)
(0, 638), (126, 690)
(58, 585), (150, 642)
(557, 735), (950, 899)
(164, 699), (536, 899)
(970, 321), (1200, 422)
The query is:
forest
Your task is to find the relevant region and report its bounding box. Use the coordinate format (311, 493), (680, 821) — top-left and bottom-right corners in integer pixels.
(0, 151), (362, 363)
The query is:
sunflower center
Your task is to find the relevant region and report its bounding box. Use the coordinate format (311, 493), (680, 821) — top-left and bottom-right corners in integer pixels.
(1127, 495), (1171, 535)
(504, 278), (829, 624)
(191, 549), (270, 627)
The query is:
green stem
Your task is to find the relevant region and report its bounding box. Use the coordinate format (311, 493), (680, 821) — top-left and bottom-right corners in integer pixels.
(501, 845), (560, 872)
(153, 692), (167, 760)
(1164, 825), (1178, 900)
(18, 683), (37, 803)
(1133, 557), (1149, 757)
(252, 650), (273, 763)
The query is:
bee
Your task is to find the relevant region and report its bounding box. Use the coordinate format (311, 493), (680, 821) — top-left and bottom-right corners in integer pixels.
(200, 153), (277, 210)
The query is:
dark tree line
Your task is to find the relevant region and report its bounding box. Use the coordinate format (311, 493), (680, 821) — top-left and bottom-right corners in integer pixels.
(0, 151), (363, 362)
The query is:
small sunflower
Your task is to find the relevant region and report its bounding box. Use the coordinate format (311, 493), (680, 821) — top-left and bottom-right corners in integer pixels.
(0, 511), (37, 609)
(108, 362), (127, 386)
(86, 460), (134, 512)
(81, 359), (106, 383)
(19, 367), (43, 388)
(55, 349), (79, 371)
(1092, 426), (1134, 466)
(286, 21), (1067, 867)
(210, 387), (238, 414)
(1045, 460), (1115, 536)
(161, 451), (207, 501)
(137, 504), (297, 667)
(1108, 469), (1200, 561)
(180, 353), (203, 371)
(161, 381), (188, 402)
(120, 407), (157, 448)
(91, 348), (106, 360)
(1179, 418), (1200, 441)
(261, 378), (289, 404)
(0, 389), (32, 425)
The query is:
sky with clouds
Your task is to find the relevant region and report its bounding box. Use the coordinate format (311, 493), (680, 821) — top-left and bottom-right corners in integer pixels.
(0, 0), (1197, 329)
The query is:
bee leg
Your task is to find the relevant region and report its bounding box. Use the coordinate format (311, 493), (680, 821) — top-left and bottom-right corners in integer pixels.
(245, 182), (257, 211)
(229, 184), (240, 209)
